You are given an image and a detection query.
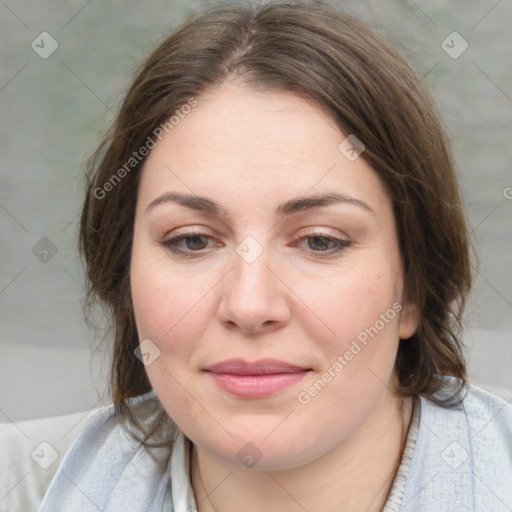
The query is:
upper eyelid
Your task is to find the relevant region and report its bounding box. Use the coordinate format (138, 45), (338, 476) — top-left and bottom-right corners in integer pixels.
(167, 223), (348, 237)
(166, 229), (346, 241)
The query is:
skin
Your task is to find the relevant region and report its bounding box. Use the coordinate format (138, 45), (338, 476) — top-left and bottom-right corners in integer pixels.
(130, 81), (418, 512)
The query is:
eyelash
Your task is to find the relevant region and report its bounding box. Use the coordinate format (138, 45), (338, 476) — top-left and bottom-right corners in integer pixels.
(160, 230), (351, 259)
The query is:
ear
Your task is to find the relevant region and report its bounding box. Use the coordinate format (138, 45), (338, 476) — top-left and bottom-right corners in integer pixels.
(399, 301), (419, 340)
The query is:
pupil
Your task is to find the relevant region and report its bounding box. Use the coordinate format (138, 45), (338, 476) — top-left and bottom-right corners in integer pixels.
(188, 235), (206, 250)
(310, 236), (330, 251)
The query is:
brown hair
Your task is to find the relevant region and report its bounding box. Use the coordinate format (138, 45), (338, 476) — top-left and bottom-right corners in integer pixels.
(79, 0), (472, 442)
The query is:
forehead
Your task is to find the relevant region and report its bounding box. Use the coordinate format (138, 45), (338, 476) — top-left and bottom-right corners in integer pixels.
(137, 83), (390, 217)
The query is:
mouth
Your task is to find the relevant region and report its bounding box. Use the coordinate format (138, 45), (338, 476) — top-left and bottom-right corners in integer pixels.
(203, 358), (311, 398)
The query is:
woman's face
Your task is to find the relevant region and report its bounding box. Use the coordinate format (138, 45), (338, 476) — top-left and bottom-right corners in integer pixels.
(130, 83), (417, 470)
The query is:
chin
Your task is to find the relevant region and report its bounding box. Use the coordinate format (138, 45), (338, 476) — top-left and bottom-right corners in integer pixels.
(192, 426), (332, 472)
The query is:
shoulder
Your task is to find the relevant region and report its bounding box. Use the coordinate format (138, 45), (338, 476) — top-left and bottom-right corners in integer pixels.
(37, 392), (176, 512)
(0, 407), (101, 512)
(421, 379), (512, 429)
(460, 381), (512, 435)
(421, 380), (512, 455)
(401, 379), (512, 511)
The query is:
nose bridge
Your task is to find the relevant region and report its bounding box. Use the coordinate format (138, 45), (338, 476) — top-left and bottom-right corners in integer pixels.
(218, 235), (289, 332)
(230, 239), (274, 306)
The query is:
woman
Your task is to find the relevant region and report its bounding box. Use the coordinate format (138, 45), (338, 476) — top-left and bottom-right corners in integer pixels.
(38, 2), (512, 511)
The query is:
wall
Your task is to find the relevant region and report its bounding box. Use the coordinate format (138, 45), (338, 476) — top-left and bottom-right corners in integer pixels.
(1, 0), (511, 422)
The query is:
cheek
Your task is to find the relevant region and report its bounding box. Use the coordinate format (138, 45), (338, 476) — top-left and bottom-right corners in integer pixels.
(129, 252), (207, 407)
(130, 246), (218, 361)
(293, 271), (402, 427)
(297, 266), (401, 346)
(293, 265), (403, 402)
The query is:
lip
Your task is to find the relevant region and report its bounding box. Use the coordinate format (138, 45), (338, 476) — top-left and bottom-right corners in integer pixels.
(204, 358), (310, 398)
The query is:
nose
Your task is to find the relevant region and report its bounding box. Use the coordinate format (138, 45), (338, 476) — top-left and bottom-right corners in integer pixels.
(217, 245), (291, 334)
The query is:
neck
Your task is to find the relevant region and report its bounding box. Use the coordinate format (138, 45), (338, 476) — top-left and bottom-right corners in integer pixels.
(191, 392), (414, 512)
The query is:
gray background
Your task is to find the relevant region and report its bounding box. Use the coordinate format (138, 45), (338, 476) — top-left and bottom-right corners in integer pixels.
(1, 0), (511, 423)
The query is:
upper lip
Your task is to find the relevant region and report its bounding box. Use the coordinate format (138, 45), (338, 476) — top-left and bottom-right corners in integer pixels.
(204, 358), (310, 375)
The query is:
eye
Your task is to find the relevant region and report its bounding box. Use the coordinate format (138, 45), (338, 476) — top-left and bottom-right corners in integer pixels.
(161, 231), (220, 257)
(160, 229), (350, 259)
(293, 231), (350, 257)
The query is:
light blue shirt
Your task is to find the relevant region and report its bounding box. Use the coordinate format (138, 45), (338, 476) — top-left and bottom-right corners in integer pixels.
(37, 382), (512, 511)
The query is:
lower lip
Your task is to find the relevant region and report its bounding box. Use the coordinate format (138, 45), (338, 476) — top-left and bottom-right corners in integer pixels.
(207, 372), (309, 399)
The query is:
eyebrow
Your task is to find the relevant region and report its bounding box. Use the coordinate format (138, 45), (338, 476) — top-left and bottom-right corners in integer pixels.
(145, 191), (375, 218)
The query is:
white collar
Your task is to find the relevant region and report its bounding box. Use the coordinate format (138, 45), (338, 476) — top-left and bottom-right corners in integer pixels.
(165, 430), (198, 512)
